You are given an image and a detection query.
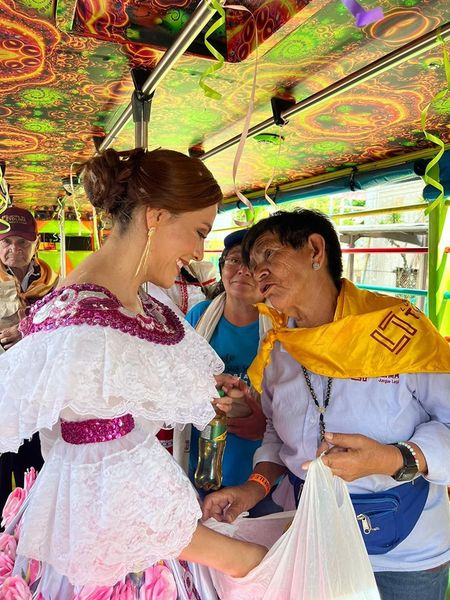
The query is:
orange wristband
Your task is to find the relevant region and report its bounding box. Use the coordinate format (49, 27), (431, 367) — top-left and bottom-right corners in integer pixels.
(248, 473), (271, 497)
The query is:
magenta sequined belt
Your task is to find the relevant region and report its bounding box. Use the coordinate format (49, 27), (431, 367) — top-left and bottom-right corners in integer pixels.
(60, 414), (135, 445)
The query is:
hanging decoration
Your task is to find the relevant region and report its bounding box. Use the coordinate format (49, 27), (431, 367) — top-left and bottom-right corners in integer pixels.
(226, 3), (259, 226)
(198, 2), (262, 224)
(262, 133), (285, 210)
(68, 162), (85, 235)
(0, 165), (10, 236)
(340, 0), (384, 28)
(198, 0), (226, 100)
(231, 97), (257, 222)
(420, 35), (450, 214)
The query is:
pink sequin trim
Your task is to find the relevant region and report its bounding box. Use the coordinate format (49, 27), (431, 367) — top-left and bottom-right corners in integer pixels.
(20, 283), (184, 346)
(61, 414), (135, 445)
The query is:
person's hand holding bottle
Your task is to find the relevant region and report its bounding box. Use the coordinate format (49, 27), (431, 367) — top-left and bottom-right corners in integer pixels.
(228, 386), (266, 441)
(213, 376), (266, 440)
(213, 373), (252, 417)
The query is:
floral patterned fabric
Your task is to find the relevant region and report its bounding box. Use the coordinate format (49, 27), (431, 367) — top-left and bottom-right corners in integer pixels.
(0, 479), (181, 599)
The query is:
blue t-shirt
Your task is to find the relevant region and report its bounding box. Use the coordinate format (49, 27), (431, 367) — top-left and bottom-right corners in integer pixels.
(186, 300), (262, 487)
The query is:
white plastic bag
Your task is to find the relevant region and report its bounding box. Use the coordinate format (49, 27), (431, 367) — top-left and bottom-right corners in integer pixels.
(206, 458), (380, 600)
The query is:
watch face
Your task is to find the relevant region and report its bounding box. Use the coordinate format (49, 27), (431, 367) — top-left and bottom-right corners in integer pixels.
(391, 443), (418, 482)
(394, 465), (418, 482)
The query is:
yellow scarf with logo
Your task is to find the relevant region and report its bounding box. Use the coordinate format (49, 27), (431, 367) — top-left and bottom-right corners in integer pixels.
(248, 278), (450, 393)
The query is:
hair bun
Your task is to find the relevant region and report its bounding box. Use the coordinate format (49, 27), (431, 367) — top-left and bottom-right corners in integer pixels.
(82, 148), (144, 215)
(80, 146), (221, 227)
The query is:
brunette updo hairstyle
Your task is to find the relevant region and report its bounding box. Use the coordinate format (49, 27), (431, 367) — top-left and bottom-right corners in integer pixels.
(82, 148), (222, 228)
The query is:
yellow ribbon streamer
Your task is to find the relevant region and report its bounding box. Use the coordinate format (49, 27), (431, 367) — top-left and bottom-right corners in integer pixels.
(0, 167), (11, 236)
(199, 2), (261, 225)
(420, 35), (450, 214)
(199, 0), (226, 100)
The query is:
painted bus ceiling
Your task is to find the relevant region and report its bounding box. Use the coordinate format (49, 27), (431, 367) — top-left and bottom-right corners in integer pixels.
(0, 0), (449, 208)
(69, 0), (312, 62)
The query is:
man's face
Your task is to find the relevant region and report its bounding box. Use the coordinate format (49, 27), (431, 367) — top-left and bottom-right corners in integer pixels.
(0, 236), (37, 270)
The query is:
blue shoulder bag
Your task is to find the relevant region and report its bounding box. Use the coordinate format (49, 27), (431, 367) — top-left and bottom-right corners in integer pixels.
(288, 471), (429, 554)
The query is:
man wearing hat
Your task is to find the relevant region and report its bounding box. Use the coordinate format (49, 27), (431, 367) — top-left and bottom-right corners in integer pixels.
(0, 206), (58, 349)
(0, 206), (58, 510)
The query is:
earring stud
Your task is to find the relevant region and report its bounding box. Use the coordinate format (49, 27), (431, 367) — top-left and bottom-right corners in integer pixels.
(312, 261), (320, 270)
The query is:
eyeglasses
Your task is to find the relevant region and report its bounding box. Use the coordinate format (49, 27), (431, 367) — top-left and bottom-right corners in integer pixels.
(222, 256), (245, 268)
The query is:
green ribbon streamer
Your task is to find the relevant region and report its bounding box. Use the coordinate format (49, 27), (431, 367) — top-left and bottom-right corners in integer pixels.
(199, 0), (226, 100)
(420, 35), (450, 214)
(0, 169), (11, 236)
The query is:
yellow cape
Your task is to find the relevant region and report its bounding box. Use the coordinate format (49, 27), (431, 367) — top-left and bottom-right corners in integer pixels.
(248, 279), (450, 393)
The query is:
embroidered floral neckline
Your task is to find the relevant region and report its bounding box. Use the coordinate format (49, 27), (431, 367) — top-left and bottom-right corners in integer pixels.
(20, 283), (185, 346)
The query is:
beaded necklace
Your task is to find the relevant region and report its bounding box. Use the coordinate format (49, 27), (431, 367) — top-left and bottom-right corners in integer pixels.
(301, 366), (333, 442)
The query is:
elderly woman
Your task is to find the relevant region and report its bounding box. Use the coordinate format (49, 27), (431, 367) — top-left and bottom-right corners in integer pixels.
(203, 209), (450, 600)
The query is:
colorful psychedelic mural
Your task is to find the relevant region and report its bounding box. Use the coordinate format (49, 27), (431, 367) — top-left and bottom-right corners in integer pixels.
(0, 0), (449, 209)
(69, 0), (313, 62)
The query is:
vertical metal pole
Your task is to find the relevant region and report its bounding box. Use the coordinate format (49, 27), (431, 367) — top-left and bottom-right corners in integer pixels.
(348, 235), (355, 281)
(135, 114), (148, 150)
(131, 84), (153, 150)
(419, 234), (428, 314)
(59, 198), (66, 278)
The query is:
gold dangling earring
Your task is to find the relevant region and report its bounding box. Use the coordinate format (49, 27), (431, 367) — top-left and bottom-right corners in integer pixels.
(34, 237), (40, 262)
(135, 227), (155, 278)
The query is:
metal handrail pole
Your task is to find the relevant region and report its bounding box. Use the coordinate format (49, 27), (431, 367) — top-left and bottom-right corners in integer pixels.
(59, 199), (66, 278)
(201, 22), (450, 160)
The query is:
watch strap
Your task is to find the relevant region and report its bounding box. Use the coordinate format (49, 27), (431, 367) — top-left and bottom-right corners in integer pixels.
(390, 442), (419, 481)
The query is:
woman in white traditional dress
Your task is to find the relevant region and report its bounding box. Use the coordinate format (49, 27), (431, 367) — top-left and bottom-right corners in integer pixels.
(0, 148), (266, 599)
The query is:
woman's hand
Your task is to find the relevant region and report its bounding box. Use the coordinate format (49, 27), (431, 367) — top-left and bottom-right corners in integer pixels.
(302, 432), (405, 481)
(202, 481), (265, 523)
(179, 522), (267, 578)
(228, 389), (267, 440)
(213, 374), (252, 417)
(315, 438), (347, 458)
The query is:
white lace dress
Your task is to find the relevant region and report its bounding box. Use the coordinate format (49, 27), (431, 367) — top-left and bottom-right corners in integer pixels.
(0, 284), (223, 597)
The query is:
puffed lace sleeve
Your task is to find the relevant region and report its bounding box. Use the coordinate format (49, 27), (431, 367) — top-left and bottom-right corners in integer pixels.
(0, 284), (222, 452)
